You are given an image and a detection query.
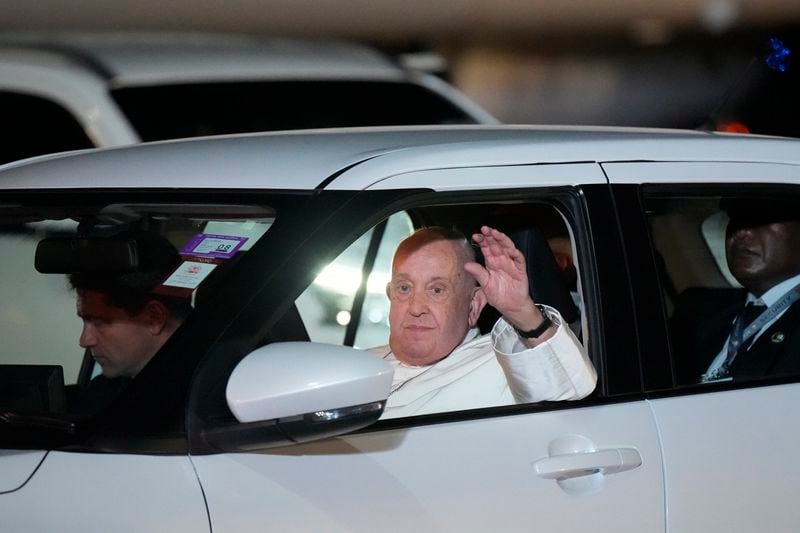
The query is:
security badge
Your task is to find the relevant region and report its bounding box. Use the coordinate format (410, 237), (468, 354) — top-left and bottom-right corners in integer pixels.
(771, 332), (786, 344)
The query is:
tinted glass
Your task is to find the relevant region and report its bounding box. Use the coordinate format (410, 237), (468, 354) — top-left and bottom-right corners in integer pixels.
(0, 91), (94, 165)
(645, 191), (800, 386)
(112, 81), (477, 142)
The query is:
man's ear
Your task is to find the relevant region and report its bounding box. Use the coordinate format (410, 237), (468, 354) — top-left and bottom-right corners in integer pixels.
(143, 300), (171, 335)
(467, 287), (488, 328)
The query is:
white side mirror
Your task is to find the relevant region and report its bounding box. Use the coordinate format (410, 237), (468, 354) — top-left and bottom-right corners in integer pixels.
(209, 342), (393, 451)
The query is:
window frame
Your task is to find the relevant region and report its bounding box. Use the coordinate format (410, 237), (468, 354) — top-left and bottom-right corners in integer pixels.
(187, 183), (642, 454)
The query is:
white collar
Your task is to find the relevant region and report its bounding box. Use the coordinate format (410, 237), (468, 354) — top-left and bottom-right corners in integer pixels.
(748, 271), (800, 306)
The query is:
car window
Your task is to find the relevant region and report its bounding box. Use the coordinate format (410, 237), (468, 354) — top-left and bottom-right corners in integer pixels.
(111, 81), (477, 142)
(288, 198), (591, 418)
(296, 211), (414, 348)
(0, 200), (273, 419)
(0, 91), (95, 165)
(644, 189), (800, 386)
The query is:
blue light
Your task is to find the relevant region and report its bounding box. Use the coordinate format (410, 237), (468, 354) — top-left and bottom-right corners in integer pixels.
(765, 38), (791, 73)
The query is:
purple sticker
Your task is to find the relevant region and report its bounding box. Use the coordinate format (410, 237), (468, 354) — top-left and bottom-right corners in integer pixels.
(180, 234), (248, 259)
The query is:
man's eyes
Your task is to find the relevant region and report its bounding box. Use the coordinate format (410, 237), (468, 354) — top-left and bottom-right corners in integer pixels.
(389, 281), (450, 301)
(427, 285), (448, 301)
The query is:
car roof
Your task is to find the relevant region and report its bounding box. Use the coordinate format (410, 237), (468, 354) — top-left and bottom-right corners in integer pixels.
(0, 32), (408, 86)
(2, 125), (800, 191)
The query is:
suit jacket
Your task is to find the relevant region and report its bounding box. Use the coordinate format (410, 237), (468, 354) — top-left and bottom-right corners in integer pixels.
(670, 287), (800, 384)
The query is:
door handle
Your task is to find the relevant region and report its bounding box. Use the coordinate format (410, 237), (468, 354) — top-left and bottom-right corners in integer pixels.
(533, 447), (642, 480)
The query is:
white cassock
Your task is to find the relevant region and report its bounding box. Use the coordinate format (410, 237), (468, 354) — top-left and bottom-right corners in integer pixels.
(370, 305), (597, 419)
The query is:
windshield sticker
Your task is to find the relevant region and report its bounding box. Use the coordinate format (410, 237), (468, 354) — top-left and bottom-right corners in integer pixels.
(180, 234), (248, 259)
(162, 261), (218, 289)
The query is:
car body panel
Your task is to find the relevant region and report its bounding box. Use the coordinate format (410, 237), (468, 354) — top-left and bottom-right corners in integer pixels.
(3, 127), (800, 191)
(603, 160), (800, 184)
(193, 402), (665, 533)
(0, 450), (46, 493)
(361, 162), (606, 191)
(603, 159), (800, 532)
(650, 384), (800, 532)
(0, 452), (209, 532)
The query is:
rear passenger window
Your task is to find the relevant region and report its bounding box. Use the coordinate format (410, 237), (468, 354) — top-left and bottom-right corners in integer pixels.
(645, 190), (800, 386)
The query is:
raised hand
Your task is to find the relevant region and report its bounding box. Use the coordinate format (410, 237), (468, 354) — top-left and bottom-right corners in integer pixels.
(464, 226), (553, 342)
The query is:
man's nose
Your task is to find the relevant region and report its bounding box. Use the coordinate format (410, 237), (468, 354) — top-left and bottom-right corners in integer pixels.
(407, 288), (429, 315)
(79, 323), (96, 348)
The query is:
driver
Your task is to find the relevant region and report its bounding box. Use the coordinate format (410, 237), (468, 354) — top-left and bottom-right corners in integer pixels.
(69, 231), (191, 413)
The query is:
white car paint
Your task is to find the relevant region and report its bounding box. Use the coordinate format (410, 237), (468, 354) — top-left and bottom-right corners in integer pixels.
(2, 126), (799, 190)
(194, 402), (664, 533)
(0, 450), (46, 493)
(0, 452), (209, 532)
(227, 342), (393, 422)
(649, 384), (800, 532)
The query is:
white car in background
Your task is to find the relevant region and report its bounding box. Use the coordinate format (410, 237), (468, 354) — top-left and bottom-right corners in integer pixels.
(0, 32), (495, 164)
(1, 125), (799, 532)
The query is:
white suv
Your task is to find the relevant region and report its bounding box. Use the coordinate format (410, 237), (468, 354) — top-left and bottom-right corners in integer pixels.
(0, 32), (495, 164)
(1, 126), (799, 532)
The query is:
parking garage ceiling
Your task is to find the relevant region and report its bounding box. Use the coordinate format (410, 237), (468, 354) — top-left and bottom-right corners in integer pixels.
(3, 0), (800, 45)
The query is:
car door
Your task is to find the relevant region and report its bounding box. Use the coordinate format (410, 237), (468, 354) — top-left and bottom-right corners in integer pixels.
(189, 164), (667, 532)
(605, 161), (800, 532)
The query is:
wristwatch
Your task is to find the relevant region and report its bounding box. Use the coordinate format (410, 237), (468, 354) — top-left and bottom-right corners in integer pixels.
(513, 304), (553, 339)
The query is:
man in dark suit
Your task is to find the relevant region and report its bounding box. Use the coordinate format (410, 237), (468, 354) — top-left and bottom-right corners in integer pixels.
(671, 199), (800, 385)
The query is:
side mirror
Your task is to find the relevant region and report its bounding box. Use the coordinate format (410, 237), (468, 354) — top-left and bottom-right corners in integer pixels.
(202, 342), (393, 451)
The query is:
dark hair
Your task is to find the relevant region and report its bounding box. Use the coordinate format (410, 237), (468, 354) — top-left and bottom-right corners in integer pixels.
(68, 231), (191, 320)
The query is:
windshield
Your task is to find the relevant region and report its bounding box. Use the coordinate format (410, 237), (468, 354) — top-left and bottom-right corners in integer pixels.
(0, 200), (273, 419)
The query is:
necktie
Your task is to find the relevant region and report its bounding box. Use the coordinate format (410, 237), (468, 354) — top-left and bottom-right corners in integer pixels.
(715, 302), (767, 379)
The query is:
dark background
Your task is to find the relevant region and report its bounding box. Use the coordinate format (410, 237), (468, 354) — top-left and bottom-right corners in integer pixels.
(2, 0), (800, 136)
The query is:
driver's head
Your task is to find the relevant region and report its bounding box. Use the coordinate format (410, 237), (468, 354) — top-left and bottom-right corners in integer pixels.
(70, 232), (189, 379)
(387, 227), (486, 366)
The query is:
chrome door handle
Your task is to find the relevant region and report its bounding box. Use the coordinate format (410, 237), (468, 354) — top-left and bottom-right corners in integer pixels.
(533, 447), (642, 480)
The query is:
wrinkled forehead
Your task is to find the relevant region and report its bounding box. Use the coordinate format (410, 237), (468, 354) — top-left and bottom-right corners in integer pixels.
(392, 238), (466, 279)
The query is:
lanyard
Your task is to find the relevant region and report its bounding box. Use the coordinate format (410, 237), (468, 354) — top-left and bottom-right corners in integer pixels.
(705, 283), (800, 382)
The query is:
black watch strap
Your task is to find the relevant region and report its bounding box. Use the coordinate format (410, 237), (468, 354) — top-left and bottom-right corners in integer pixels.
(513, 305), (554, 339)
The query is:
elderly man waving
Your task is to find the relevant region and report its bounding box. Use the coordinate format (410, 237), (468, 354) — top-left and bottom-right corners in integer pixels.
(372, 225), (596, 419)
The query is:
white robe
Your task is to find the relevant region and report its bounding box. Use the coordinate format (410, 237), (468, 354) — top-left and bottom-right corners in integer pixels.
(371, 306), (597, 419)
